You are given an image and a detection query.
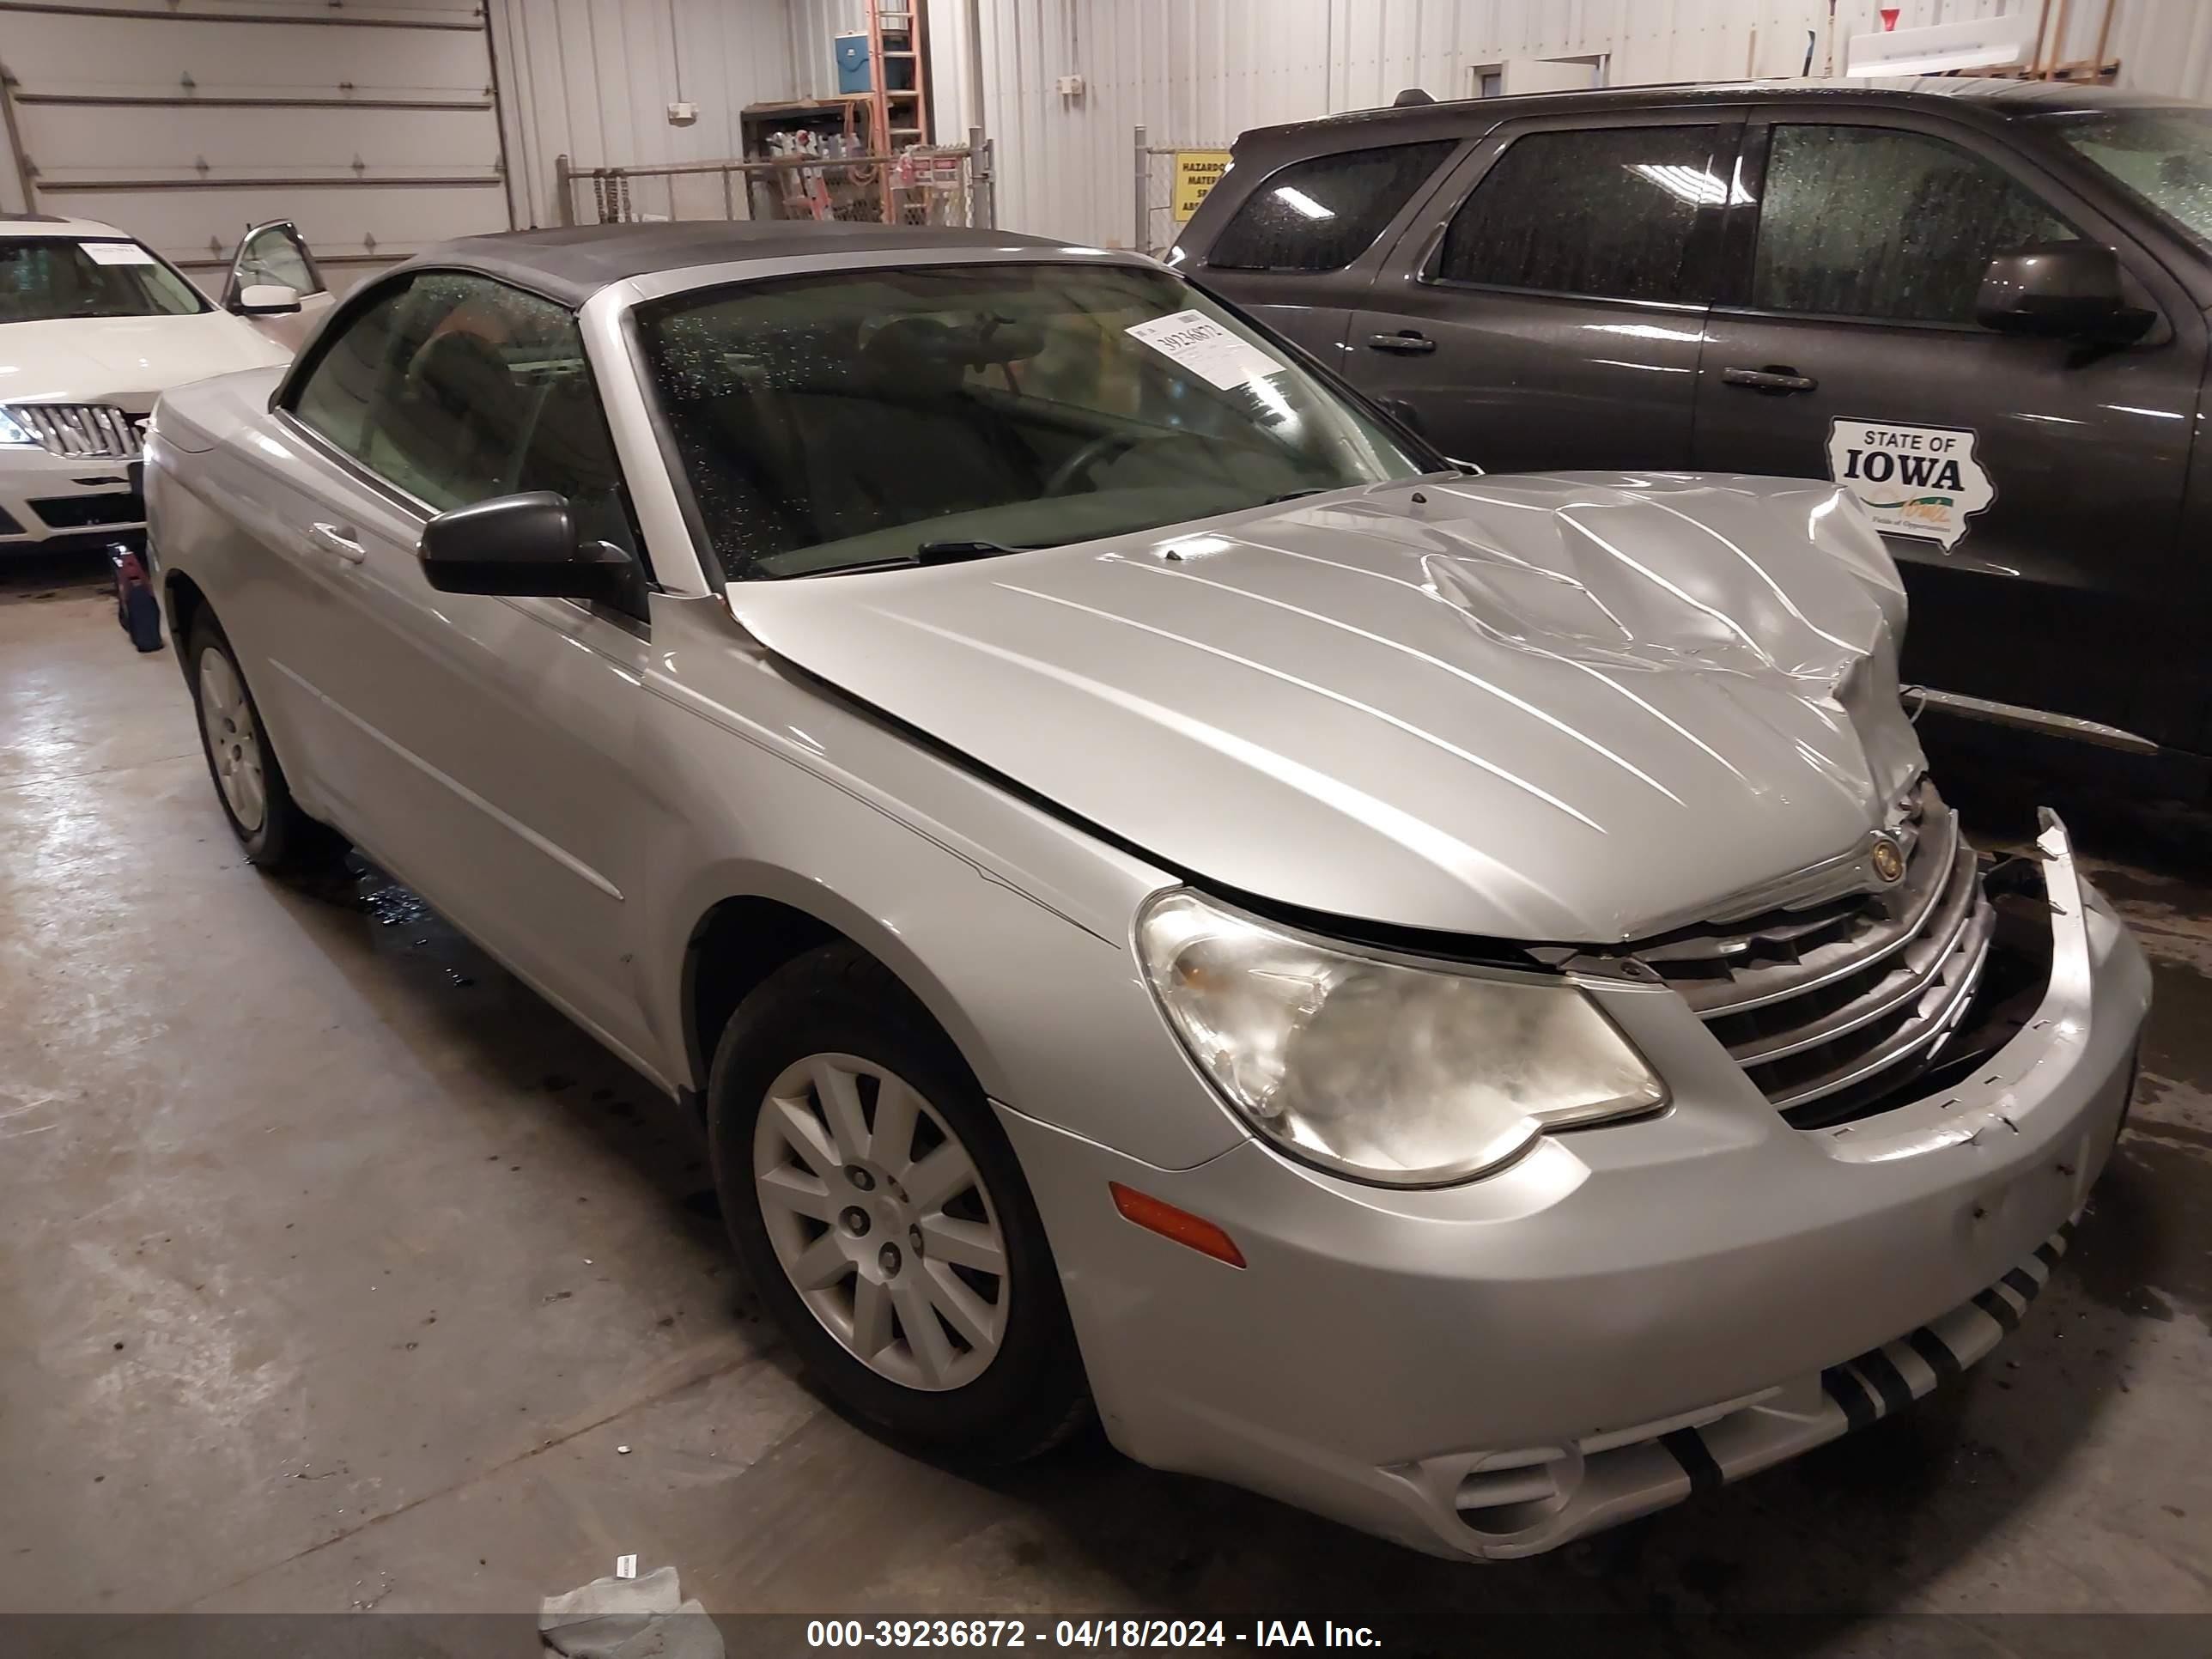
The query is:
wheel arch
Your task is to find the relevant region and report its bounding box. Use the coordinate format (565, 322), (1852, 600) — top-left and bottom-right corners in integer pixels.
(677, 879), (999, 1108)
(162, 568), (209, 682)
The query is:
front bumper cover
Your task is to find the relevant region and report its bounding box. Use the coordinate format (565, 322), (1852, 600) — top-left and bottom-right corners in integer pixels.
(1383, 1210), (2084, 1556)
(0, 443), (144, 549)
(997, 811), (2150, 1560)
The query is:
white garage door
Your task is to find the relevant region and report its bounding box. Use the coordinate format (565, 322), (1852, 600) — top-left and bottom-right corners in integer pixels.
(0, 0), (513, 297)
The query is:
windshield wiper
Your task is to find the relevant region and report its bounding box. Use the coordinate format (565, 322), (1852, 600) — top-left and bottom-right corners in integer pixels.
(915, 538), (1037, 563)
(1261, 487), (1334, 506)
(794, 539), (1041, 579)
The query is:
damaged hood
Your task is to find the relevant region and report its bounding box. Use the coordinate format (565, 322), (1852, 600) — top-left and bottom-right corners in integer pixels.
(727, 473), (1927, 944)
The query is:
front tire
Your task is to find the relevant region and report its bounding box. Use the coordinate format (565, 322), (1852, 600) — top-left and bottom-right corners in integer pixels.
(708, 942), (1089, 1462)
(186, 612), (344, 874)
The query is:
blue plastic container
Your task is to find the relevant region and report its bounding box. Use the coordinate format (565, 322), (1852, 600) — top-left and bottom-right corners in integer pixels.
(835, 33), (871, 94)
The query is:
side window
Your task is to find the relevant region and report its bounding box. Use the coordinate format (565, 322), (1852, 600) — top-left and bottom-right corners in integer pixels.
(1751, 125), (2078, 324)
(289, 271), (636, 555)
(237, 224), (322, 296)
(1206, 141), (1455, 272)
(288, 281), (409, 457)
(1432, 125), (1722, 302)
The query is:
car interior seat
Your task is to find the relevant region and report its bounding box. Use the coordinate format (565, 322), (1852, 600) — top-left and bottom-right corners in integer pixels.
(776, 315), (1041, 542)
(397, 331), (532, 506)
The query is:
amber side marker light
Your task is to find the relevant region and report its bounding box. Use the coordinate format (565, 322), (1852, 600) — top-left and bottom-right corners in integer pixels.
(1109, 1182), (1247, 1268)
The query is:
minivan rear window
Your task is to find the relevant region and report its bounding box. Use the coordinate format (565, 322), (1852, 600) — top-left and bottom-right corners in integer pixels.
(1206, 142), (1455, 273)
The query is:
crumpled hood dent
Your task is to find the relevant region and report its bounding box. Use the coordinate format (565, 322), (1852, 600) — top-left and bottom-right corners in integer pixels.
(728, 473), (1927, 945)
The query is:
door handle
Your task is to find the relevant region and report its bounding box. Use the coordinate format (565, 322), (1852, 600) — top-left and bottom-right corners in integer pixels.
(1722, 365), (1819, 394)
(307, 521), (365, 563)
(1367, 331), (1437, 355)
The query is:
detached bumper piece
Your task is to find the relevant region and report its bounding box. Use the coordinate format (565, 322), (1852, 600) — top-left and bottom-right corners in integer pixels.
(1403, 1212), (2080, 1559)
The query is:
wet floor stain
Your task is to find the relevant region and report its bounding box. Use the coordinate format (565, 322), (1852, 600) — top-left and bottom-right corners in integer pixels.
(681, 1189), (723, 1222)
(354, 870), (434, 930)
(2073, 1134), (2211, 1326)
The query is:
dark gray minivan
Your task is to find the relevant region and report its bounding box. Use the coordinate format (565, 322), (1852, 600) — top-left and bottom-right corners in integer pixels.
(1172, 79), (2212, 784)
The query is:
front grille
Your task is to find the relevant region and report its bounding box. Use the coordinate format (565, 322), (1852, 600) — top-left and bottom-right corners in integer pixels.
(4, 403), (143, 459)
(1620, 780), (1995, 1129)
(29, 492), (144, 529)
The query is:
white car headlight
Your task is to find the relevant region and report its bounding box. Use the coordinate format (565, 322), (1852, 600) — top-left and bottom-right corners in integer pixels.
(0, 408), (37, 447)
(1137, 890), (1665, 1187)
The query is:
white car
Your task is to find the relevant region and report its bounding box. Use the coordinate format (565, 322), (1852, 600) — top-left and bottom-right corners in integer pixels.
(0, 215), (326, 554)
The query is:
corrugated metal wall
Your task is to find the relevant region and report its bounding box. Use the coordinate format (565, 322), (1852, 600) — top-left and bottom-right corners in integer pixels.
(0, 0), (507, 290)
(792, 0), (868, 100)
(967, 0), (2212, 247)
(15, 3), (2204, 252)
(490, 0), (799, 228)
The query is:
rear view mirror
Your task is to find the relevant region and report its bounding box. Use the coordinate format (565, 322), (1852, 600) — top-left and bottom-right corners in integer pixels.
(1976, 243), (2147, 340)
(418, 491), (646, 617)
(234, 283), (301, 316)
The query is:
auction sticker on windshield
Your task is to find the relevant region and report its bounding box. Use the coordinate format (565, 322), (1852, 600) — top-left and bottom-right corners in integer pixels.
(80, 241), (158, 266)
(1825, 418), (1994, 550)
(1127, 309), (1285, 391)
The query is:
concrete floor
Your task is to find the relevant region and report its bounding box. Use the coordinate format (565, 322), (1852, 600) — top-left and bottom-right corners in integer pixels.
(4, 555), (2209, 1648)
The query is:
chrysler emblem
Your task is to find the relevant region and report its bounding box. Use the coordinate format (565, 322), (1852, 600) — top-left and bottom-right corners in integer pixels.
(1869, 834), (1905, 884)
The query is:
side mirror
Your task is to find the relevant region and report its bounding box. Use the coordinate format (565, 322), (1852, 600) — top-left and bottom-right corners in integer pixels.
(1976, 243), (2144, 339)
(234, 283), (302, 316)
(1376, 395), (1428, 436)
(418, 491), (645, 615)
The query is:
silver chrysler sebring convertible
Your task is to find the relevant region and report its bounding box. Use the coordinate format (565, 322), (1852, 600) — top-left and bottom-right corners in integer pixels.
(146, 223), (2148, 1560)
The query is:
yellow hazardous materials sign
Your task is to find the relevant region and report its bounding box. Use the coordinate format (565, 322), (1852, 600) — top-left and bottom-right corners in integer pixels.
(1172, 151), (1231, 221)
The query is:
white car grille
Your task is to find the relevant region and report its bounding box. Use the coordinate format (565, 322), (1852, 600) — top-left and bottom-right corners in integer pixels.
(5, 403), (144, 459)
(1617, 779), (1996, 1129)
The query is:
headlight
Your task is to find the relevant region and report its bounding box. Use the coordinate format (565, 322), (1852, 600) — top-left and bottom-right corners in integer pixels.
(0, 408), (37, 447)
(1137, 890), (1665, 1186)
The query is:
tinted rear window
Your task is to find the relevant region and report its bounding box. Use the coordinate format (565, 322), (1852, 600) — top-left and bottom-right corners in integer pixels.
(1206, 142), (1455, 272)
(1432, 125), (1722, 303)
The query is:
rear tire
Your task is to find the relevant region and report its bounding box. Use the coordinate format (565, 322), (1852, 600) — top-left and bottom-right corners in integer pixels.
(186, 611), (346, 875)
(708, 941), (1090, 1462)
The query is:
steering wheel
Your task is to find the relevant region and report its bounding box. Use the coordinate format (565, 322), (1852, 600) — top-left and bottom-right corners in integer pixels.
(1042, 430), (1181, 497)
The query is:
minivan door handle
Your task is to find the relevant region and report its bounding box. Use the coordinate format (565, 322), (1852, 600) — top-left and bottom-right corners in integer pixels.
(1367, 331), (1437, 355)
(307, 521), (365, 563)
(1721, 365), (1819, 394)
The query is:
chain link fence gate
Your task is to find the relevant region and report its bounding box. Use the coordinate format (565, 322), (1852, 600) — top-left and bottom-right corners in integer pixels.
(556, 133), (994, 231)
(1134, 126), (1234, 255)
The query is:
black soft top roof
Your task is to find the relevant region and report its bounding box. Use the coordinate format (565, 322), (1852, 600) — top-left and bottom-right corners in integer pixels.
(391, 222), (1070, 309)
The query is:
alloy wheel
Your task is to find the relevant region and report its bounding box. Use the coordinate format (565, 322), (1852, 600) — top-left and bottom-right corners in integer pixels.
(198, 648), (266, 834)
(752, 1052), (1011, 1391)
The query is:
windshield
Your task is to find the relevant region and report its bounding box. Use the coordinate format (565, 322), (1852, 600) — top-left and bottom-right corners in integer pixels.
(635, 260), (1431, 580)
(2043, 106), (2212, 247)
(0, 237), (208, 324)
